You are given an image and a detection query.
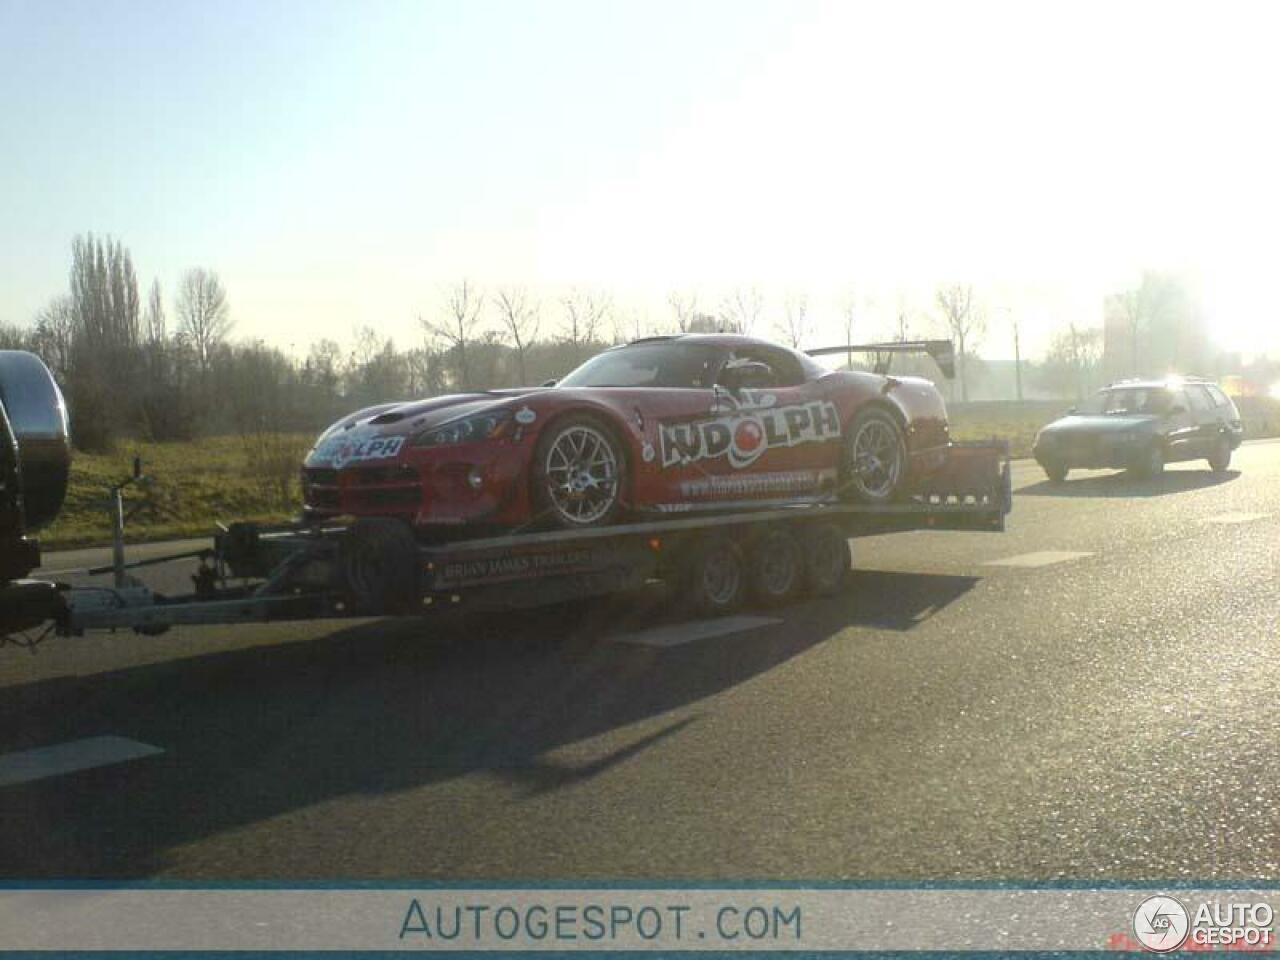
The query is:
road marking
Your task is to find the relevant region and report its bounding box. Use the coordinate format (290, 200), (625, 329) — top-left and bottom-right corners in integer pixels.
(984, 550), (1093, 568)
(1203, 512), (1269, 524)
(611, 616), (782, 648)
(0, 736), (164, 788)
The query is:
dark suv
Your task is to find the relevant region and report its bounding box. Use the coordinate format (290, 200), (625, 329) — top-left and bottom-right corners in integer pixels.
(1033, 378), (1244, 482)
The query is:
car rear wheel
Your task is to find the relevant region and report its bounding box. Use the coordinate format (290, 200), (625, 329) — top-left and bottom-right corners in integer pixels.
(533, 416), (625, 529)
(840, 407), (907, 503)
(1207, 435), (1232, 472)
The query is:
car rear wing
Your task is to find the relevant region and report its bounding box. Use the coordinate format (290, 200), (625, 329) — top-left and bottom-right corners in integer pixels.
(806, 340), (956, 379)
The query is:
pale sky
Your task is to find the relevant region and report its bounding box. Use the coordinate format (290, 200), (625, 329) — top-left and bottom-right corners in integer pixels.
(3, 0), (1279, 360)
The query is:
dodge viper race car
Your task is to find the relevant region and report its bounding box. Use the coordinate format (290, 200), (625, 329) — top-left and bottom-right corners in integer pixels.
(302, 335), (957, 534)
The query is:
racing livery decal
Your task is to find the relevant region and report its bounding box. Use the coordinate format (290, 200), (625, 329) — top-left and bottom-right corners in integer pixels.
(660, 400), (841, 469)
(313, 432), (406, 468)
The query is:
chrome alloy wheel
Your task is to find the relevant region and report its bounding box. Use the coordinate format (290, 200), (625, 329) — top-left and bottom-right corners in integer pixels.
(543, 424), (620, 525)
(849, 417), (903, 500)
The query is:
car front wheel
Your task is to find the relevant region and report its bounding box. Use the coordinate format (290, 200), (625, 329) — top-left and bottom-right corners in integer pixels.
(533, 416), (625, 528)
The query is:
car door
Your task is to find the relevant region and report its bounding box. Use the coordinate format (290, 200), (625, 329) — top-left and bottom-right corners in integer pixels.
(1163, 387), (1201, 462)
(1184, 384), (1219, 458)
(702, 344), (840, 503)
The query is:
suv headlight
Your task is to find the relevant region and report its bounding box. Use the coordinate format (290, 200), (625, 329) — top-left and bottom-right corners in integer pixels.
(414, 410), (513, 447)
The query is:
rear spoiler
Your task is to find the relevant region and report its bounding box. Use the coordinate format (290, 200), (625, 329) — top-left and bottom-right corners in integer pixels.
(806, 340), (956, 379)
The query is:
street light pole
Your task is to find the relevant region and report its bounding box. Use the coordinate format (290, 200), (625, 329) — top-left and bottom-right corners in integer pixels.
(1012, 310), (1024, 403)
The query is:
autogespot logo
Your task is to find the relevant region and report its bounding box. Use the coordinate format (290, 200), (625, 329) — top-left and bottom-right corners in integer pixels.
(1133, 895), (1191, 952)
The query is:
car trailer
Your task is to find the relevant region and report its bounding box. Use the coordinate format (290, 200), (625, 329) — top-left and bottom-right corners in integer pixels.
(1, 441), (1010, 643)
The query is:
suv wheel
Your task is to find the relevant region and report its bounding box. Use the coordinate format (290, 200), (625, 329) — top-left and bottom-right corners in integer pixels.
(1207, 435), (1232, 473)
(1042, 460), (1068, 483)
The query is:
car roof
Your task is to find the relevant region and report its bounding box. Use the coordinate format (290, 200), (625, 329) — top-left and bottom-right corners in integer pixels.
(1103, 377), (1215, 391)
(618, 333), (790, 351)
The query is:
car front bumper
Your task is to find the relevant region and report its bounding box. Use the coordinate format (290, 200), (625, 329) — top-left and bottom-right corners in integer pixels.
(1033, 435), (1152, 470)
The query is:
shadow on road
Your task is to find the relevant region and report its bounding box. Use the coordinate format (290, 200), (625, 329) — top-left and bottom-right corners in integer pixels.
(0, 569), (976, 877)
(1019, 468), (1239, 498)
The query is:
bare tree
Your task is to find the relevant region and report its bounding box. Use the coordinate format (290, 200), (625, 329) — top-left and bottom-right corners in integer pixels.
(176, 267), (232, 377)
(560, 289), (611, 359)
(835, 290), (861, 368)
(776, 293), (810, 348)
(718, 287), (763, 334)
(667, 291), (698, 333)
(610, 307), (649, 344)
(144, 279), (166, 346)
(935, 283), (984, 401)
(494, 287), (540, 385)
(1040, 322), (1103, 401)
(31, 295), (76, 379)
(422, 280), (485, 389)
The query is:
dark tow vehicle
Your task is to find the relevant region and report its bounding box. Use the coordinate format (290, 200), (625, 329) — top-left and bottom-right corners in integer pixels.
(1, 351), (71, 634)
(1032, 378), (1244, 482)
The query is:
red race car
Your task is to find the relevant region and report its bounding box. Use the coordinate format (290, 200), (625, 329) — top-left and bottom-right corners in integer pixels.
(302, 335), (956, 534)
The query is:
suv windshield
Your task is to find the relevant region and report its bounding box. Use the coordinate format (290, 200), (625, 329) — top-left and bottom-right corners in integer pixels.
(558, 343), (723, 389)
(1078, 387), (1173, 416)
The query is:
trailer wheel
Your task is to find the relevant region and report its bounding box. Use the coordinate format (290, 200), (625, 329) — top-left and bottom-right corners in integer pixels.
(748, 527), (804, 606)
(681, 535), (745, 617)
(340, 517), (420, 614)
(803, 523), (851, 596)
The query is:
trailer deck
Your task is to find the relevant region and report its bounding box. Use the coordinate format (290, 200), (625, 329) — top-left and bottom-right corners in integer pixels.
(3, 442), (1011, 642)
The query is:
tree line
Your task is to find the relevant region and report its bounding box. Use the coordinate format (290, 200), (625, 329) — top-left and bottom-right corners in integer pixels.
(2, 236), (1263, 454)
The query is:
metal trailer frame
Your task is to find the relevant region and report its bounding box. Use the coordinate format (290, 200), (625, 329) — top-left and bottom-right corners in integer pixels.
(11, 442), (1011, 641)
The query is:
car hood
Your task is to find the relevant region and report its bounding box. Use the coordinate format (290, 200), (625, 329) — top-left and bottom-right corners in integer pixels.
(305, 390), (543, 468)
(1039, 414), (1158, 436)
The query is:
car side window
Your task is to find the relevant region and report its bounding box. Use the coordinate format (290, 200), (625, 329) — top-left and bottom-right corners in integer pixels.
(1206, 385), (1231, 408)
(732, 346), (806, 387)
(1186, 386), (1213, 415)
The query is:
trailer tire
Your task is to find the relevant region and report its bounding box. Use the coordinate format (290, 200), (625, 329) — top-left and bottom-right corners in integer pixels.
(340, 517), (420, 614)
(747, 526), (804, 606)
(803, 523), (851, 597)
(681, 535), (745, 617)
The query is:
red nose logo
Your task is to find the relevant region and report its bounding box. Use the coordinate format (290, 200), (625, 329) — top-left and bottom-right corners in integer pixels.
(734, 420), (763, 452)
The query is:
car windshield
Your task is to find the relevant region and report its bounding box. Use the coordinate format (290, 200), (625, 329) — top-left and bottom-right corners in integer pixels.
(557, 342), (723, 389)
(1078, 387), (1173, 415)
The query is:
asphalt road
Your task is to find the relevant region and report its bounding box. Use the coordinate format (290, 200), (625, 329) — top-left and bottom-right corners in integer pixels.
(1, 442), (1278, 881)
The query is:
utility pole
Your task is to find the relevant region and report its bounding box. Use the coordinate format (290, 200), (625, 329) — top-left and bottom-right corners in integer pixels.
(1011, 310), (1024, 402)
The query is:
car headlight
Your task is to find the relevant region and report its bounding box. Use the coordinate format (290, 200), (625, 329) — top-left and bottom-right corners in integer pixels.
(414, 410), (513, 447)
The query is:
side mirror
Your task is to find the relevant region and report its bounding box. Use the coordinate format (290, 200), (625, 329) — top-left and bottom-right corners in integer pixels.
(540, 378), (558, 388)
(1066, 406), (1077, 415)
(720, 361), (774, 392)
